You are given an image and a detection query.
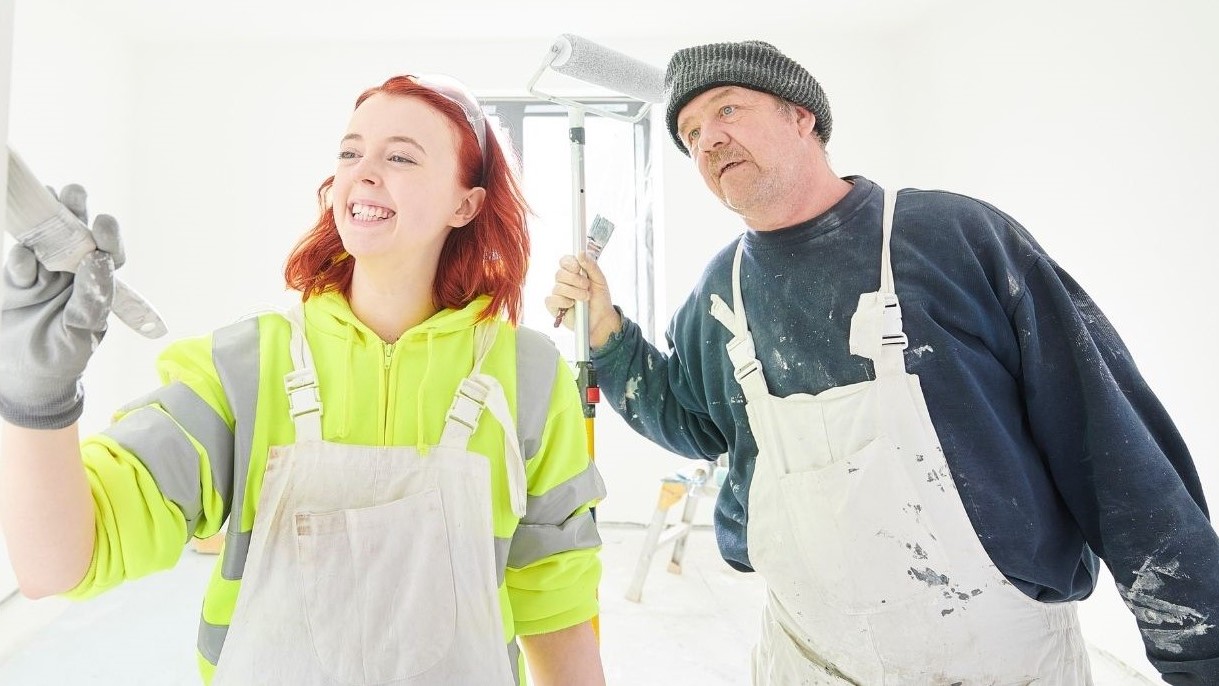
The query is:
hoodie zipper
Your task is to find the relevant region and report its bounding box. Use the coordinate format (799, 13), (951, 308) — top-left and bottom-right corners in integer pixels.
(382, 341), (395, 444)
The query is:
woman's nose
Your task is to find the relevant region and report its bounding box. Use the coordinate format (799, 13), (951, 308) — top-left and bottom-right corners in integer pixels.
(353, 157), (381, 185)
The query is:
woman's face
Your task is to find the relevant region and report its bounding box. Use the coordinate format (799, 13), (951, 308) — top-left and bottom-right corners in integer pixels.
(331, 93), (478, 266)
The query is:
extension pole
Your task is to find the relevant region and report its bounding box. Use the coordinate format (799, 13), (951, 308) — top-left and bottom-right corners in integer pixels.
(567, 106), (603, 639)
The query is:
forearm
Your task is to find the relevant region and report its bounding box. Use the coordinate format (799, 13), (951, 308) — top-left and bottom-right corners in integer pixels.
(594, 317), (727, 459)
(519, 620), (605, 686)
(0, 422), (95, 598)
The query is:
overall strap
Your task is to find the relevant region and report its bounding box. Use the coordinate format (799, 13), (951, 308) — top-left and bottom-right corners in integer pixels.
(848, 187), (909, 376)
(875, 188), (909, 375)
(709, 238), (770, 401)
(438, 323), (528, 518)
(281, 305), (323, 442)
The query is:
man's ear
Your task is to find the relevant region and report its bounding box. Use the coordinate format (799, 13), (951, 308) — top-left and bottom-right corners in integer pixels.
(792, 104), (817, 139)
(450, 186), (487, 228)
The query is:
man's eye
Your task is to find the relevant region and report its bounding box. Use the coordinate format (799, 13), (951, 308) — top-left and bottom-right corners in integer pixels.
(687, 129), (701, 146)
(721, 105), (736, 116)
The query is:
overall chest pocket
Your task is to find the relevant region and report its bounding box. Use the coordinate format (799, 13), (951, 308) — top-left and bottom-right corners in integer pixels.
(294, 489), (456, 684)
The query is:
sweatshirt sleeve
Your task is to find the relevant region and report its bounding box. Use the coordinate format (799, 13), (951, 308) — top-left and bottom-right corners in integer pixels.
(592, 313), (728, 461)
(65, 334), (235, 600)
(505, 356), (605, 636)
(1015, 255), (1219, 683)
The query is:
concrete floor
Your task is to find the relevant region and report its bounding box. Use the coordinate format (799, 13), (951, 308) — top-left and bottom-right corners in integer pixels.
(0, 522), (1161, 685)
(0, 523), (764, 686)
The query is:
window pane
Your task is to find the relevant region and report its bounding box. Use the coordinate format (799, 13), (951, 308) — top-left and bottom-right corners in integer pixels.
(519, 113), (647, 358)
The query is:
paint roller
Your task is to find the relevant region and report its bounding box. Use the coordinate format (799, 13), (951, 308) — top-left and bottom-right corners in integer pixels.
(543, 34), (664, 105)
(527, 34), (664, 125)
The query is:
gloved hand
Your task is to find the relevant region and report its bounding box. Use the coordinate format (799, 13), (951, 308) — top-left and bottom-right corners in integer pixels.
(0, 184), (123, 429)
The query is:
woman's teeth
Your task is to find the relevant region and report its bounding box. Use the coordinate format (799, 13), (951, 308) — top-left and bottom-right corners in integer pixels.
(351, 203), (394, 220)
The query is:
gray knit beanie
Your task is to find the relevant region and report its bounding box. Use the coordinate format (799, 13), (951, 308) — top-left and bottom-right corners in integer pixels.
(663, 40), (831, 155)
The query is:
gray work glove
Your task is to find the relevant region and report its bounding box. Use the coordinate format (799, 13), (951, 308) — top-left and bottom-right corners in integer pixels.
(0, 184), (122, 429)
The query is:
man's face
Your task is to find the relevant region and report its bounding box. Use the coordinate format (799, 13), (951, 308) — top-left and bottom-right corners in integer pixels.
(676, 86), (810, 219)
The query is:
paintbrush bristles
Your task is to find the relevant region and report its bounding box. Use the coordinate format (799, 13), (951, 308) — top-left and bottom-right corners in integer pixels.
(586, 216), (616, 260)
(5, 148), (98, 273)
(6, 148), (64, 229)
(4, 146), (170, 338)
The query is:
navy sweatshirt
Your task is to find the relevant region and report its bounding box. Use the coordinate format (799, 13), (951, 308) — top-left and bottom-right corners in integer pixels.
(594, 176), (1219, 682)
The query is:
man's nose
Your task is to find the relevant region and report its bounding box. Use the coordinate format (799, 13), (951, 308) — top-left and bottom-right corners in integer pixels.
(695, 122), (729, 154)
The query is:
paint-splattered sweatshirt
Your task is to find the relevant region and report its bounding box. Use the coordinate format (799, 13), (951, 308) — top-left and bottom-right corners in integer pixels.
(593, 176), (1219, 682)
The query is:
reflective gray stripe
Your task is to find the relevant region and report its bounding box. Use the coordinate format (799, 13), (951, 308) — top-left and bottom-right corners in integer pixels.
(223, 529), (252, 581)
(515, 327), (558, 460)
(102, 407), (203, 539)
(116, 381), (234, 511)
(495, 536), (511, 586)
(211, 317), (261, 581)
(508, 511), (602, 568)
(521, 462), (606, 526)
(197, 617), (227, 666)
(508, 639), (521, 686)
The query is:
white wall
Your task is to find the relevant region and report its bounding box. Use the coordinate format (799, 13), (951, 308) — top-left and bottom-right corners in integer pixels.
(5, 0), (1218, 678)
(0, 0), (18, 599)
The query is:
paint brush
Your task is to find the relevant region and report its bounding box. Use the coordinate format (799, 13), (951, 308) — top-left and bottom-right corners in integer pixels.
(553, 214), (615, 328)
(5, 146), (167, 338)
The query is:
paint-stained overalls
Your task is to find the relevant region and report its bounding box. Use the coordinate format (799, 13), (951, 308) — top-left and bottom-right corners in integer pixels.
(212, 309), (521, 685)
(710, 189), (1094, 685)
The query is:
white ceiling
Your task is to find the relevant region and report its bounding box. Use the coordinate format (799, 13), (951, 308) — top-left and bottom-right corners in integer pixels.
(26, 0), (952, 43)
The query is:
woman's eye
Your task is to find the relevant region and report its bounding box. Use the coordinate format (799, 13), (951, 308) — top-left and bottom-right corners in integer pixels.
(388, 154), (415, 165)
(337, 150), (358, 160)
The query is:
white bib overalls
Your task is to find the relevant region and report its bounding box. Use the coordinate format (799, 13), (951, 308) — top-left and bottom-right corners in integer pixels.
(710, 189), (1093, 685)
(212, 310), (524, 685)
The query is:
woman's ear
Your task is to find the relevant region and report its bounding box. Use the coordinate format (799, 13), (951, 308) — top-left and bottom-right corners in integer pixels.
(450, 186), (487, 228)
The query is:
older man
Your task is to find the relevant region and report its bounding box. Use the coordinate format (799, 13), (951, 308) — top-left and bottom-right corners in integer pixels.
(548, 39), (1218, 684)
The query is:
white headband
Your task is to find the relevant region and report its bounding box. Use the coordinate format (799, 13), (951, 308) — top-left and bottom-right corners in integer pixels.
(411, 74), (488, 170)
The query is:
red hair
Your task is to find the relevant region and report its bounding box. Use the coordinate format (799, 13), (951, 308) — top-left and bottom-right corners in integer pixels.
(283, 75), (531, 323)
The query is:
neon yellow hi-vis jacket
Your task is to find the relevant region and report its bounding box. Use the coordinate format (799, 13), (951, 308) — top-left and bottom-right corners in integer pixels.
(67, 292), (605, 684)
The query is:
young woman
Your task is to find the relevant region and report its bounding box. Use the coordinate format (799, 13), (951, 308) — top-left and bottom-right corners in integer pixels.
(0, 74), (606, 685)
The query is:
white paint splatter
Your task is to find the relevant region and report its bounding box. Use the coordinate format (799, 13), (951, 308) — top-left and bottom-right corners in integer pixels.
(770, 349), (790, 372)
(624, 375), (641, 401)
(909, 344), (934, 358)
(1117, 556), (1213, 654)
(1007, 273), (1021, 298)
